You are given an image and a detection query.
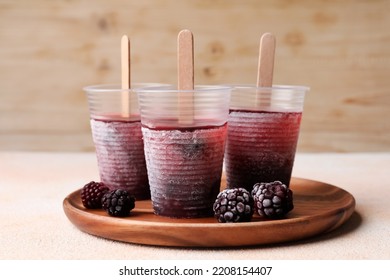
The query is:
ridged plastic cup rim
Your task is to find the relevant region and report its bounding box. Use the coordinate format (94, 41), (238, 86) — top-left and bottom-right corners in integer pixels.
(83, 83), (167, 93)
(227, 84), (310, 92)
(135, 85), (232, 93)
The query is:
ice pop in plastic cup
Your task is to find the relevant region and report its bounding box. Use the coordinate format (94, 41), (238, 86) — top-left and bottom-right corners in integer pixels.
(137, 85), (231, 218)
(84, 83), (161, 200)
(225, 85), (309, 191)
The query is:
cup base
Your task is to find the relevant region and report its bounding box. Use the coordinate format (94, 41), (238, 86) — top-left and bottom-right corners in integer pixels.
(91, 118), (150, 200)
(142, 124), (227, 219)
(225, 110), (301, 190)
(152, 207), (214, 219)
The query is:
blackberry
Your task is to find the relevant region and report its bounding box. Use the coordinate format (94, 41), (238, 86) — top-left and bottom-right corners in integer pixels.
(80, 181), (109, 209)
(213, 188), (254, 223)
(101, 189), (135, 217)
(252, 181), (293, 219)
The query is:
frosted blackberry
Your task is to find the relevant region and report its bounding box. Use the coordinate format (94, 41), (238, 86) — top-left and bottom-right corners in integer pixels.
(80, 181), (109, 209)
(101, 189), (135, 217)
(213, 188), (254, 223)
(252, 181), (293, 219)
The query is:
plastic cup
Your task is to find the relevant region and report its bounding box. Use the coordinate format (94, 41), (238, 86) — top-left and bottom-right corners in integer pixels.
(224, 85), (309, 191)
(136, 85), (231, 218)
(83, 84), (161, 200)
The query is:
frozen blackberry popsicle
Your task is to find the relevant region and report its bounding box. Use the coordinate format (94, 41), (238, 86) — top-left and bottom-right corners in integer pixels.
(137, 30), (231, 218)
(224, 33), (309, 191)
(83, 36), (152, 200)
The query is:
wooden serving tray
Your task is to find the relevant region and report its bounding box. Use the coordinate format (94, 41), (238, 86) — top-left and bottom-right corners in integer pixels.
(63, 177), (355, 247)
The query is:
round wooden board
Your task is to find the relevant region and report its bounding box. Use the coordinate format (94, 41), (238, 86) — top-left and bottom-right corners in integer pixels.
(63, 177), (355, 247)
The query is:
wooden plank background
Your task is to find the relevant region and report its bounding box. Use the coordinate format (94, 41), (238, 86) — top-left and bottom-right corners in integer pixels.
(0, 0), (389, 152)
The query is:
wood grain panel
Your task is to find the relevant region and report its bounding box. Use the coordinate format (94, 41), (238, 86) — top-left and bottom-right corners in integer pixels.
(1, 0), (389, 152)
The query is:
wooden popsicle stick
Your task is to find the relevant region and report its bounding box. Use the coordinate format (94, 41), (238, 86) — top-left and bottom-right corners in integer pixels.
(177, 29), (194, 125)
(121, 35), (131, 117)
(257, 33), (276, 88)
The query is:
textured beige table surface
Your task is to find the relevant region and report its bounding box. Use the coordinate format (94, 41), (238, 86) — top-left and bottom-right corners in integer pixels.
(0, 152), (389, 260)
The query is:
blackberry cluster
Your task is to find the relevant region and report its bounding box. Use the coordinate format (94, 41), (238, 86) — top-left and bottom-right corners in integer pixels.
(213, 181), (294, 223)
(101, 189), (135, 217)
(80, 181), (136, 217)
(213, 188), (254, 223)
(80, 181), (109, 209)
(251, 181), (293, 219)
